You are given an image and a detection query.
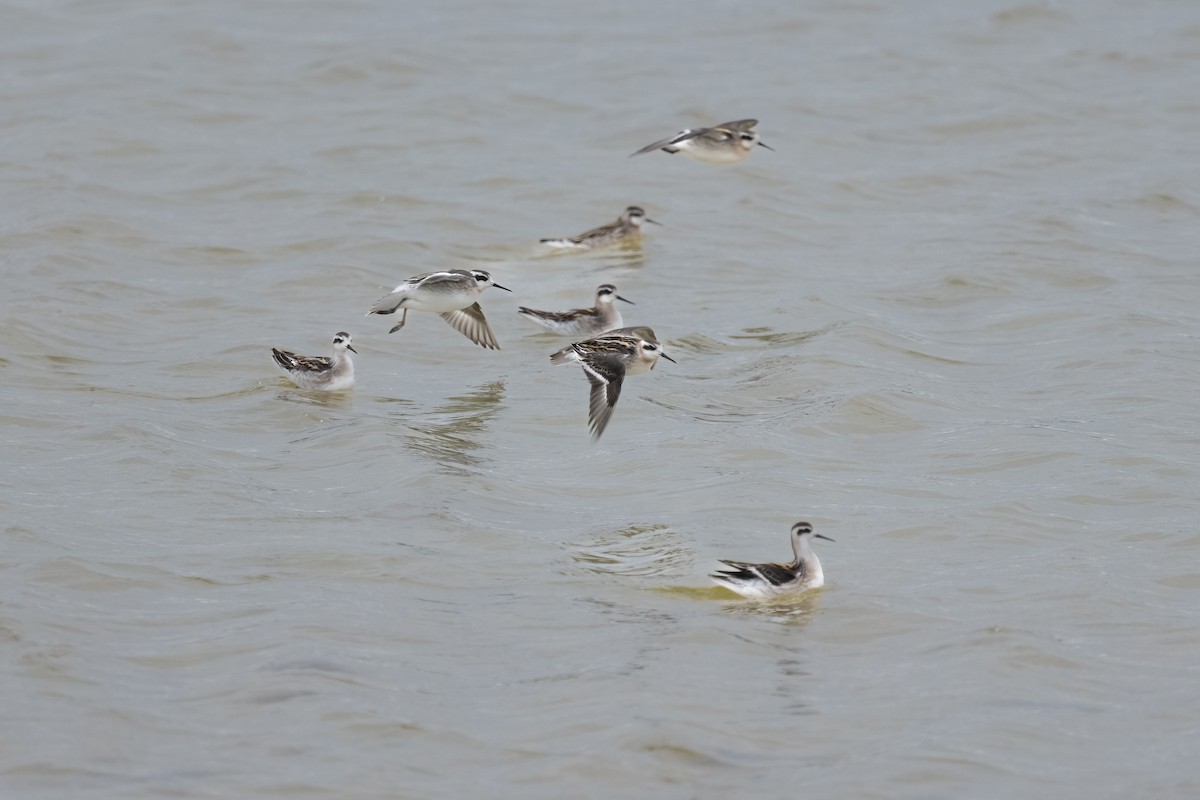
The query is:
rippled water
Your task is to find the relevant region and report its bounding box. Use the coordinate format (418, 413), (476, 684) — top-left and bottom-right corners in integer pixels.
(4, 0), (1200, 796)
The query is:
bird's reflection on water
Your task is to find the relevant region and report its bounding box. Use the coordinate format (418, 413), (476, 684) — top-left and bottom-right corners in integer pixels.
(582, 248), (645, 273)
(275, 387), (355, 409)
(719, 589), (825, 624)
(655, 579), (826, 622)
(394, 380), (505, 475)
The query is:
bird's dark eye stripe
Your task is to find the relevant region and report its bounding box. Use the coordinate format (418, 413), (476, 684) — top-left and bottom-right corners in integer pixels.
(644, 344), (657, 350)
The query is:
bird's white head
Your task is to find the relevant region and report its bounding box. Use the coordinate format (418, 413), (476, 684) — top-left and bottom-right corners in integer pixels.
(790, 521), (834, 556)
(623, 206), (660, 228)
(596, 284), (633, 306)
(471, 270), (511, 293)
(637, 336), (676, 367)
(739, 130), (773, 153)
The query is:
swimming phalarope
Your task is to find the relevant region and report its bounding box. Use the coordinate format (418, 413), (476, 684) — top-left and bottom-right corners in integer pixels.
(271, 331), (357, 391)
(630, 119), (773, 164)
(710, 522), (834, 600)
(366, 269), (511, 350)
(549, 325), (675, 440)
(540, 206), (660, 249)
(518, 284), (634, 336)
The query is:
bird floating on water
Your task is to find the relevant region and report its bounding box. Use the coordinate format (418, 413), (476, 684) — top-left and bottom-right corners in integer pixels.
(541, 206), (660, 249)
(518, 284), (633, 336)
(710, 521), (833, 599)
(271, 331), (357, 391)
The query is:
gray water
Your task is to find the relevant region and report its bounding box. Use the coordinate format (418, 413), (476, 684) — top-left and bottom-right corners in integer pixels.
(3, 0), (1199, 797)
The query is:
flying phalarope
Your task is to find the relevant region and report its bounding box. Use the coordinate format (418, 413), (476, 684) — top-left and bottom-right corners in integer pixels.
(518, 284), (634, 336)
(540, 206), (660, 249)
(271, 331), (357, 391)
(630, 119), (773, 164)
(710, 522), (834, 600)
(549, 325), (675, 440)
(366, 269), (511, 350)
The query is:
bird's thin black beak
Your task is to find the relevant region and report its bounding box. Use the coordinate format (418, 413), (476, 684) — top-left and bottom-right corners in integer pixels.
(660, 352), (677, 364)
(815, 533), (835, 542)
(493, 283), (513, 292)
(347, 344), (358, 354)
(616, 295), (635, 305)
(644, 217), (663, 226)
(758, 141), (775, 152)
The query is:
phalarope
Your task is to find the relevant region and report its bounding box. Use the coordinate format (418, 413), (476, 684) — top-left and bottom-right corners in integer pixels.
(518, 284), (633, 336)
(710, 522), (834, 600)
(540, 206), (660, 249)
(630, 119), (773, 164)
(367, 269), (511, 350)
(549, 325), (675, 440)
(271, 331), (357, 391)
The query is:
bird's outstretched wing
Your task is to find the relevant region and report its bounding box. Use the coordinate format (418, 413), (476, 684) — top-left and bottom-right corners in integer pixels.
(579, 354), (627, 439)
(439, 302), (500, 350)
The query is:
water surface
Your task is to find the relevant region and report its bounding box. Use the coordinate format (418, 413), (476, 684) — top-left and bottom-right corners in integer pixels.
(3, 0), (1199, 797)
